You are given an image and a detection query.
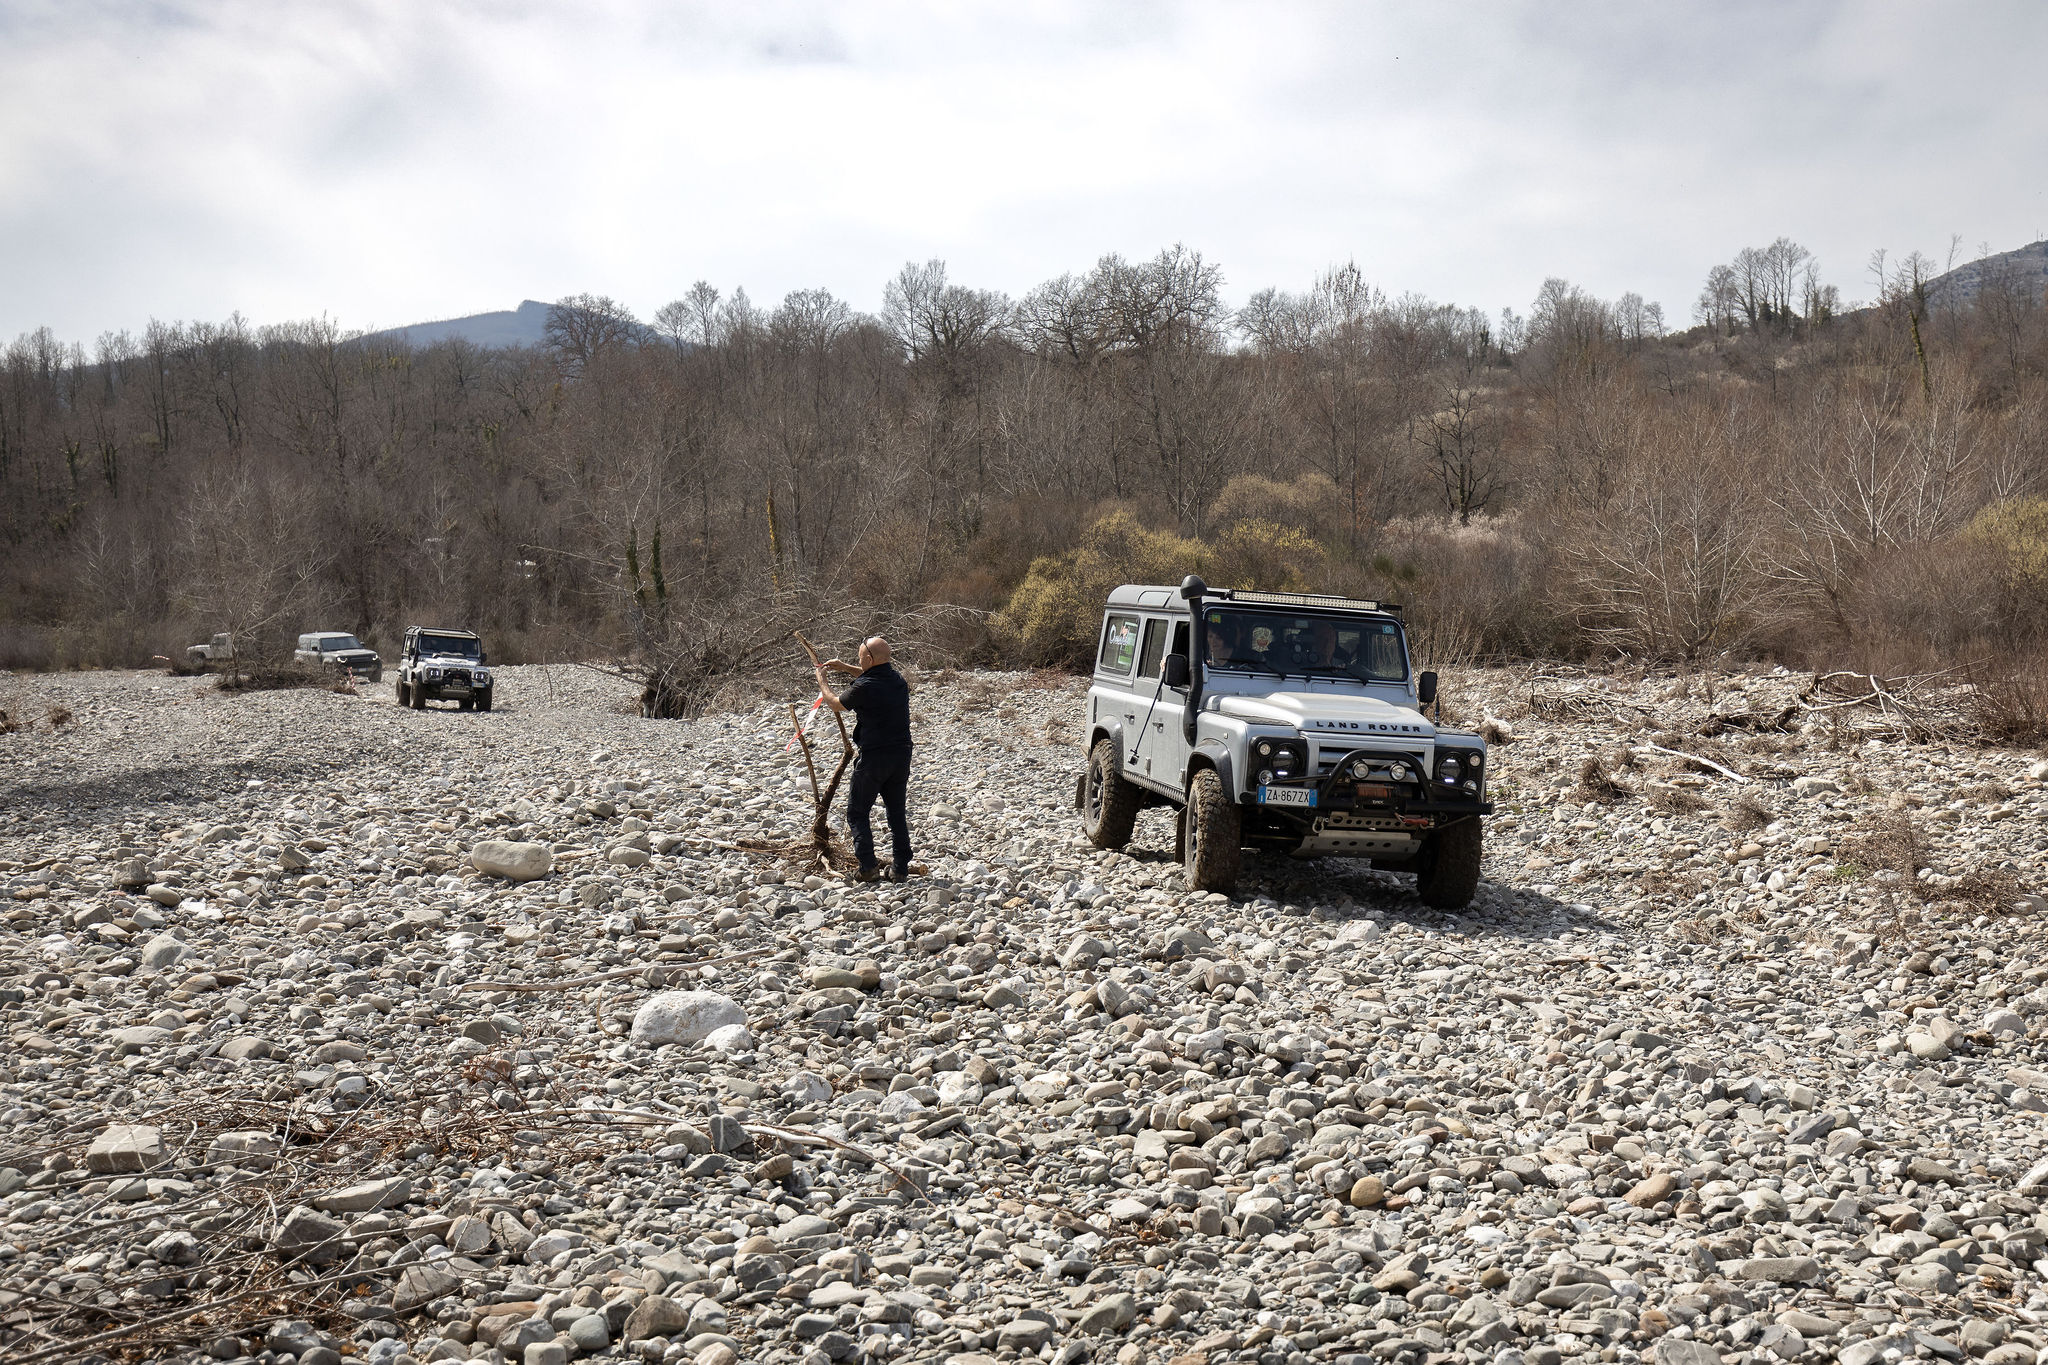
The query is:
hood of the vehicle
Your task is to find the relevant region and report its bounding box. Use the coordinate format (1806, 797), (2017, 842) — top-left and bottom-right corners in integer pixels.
(325, 648), (379, 661)
(1215, 690), (1434, 739)
(419, 654), (483, 668)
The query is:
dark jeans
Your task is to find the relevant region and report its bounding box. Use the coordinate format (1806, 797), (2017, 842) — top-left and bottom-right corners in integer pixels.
(847, 750), (913, 873)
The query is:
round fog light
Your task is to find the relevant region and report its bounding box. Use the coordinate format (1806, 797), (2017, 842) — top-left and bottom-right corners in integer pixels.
(1463, 779), (1479, 793)
(1258, 768), (1274, 785)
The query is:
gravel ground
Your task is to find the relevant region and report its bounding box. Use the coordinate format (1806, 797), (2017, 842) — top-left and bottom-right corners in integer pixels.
(3, 662), (2047, 1365)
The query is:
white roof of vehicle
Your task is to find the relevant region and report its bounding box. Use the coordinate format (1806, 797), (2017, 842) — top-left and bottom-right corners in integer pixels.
(1104, 584), (1401, 617)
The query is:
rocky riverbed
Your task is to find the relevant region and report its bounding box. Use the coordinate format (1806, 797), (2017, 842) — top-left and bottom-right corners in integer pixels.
(3, 663), (2047, 1365)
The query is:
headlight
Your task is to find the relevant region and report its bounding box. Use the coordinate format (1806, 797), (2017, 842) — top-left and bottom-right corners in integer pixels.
(426, 668), (442, 680)
(475, 669), (490, 682)
(1440, 755), (1461, 780)
(1390, 762), (1410, 781)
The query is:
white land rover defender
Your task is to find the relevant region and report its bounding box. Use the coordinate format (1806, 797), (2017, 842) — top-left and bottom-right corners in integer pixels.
(1077, 576), (1492, 906)
(394, 626), (494, 712)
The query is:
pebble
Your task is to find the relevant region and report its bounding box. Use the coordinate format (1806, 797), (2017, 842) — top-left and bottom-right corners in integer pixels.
(1, 663), (2044, 1365)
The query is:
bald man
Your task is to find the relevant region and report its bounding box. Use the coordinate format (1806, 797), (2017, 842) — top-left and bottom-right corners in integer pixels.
(815, 636), (915, 882)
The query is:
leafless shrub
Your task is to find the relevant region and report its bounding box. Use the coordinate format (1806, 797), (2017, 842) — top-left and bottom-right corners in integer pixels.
(1576, 755), (1631, 804)
(1946, 866), (2026, 912)
(1957, 780), (2011, 803)
(1721, 794), (1775, 831)
(1477, 718), (1514, 745)
(0, 711), (20, 735)
(45, 704), (72, 727)
(1968, 651), (2048, 747)
(215, 662), (323, 693)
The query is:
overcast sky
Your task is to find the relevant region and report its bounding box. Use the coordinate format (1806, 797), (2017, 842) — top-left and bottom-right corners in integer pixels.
(4, 0), (2046, 344)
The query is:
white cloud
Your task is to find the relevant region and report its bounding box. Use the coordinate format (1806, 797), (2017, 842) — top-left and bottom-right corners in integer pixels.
(2, 0), (2045, 342)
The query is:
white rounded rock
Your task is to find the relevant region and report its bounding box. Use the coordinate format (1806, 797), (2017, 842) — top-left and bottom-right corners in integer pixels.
(782, 1070), (833, 1106)
(631, 991), (746, 1047)
(139, 932), (188, 971)
(470, 840), (554, 882)
(703, 1022), (754, 1052)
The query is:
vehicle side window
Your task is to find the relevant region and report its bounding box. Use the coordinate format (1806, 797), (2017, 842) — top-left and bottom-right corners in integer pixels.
(1097, 614), (1139, 675)
(1171, 621), (1189, 661)
(1137, 619), (1167, 679)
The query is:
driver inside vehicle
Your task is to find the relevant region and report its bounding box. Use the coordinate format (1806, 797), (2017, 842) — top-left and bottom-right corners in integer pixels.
(1311, 620), (1354, 668)
(1205, 620), (1239, 664)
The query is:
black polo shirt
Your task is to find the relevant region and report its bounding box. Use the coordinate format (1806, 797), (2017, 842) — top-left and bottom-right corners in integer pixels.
(839, 662), (913, 756)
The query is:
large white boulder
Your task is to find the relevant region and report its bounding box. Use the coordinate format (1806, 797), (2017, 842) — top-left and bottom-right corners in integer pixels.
(469, 840), (554, 882)
(631, 991), (746, 1047)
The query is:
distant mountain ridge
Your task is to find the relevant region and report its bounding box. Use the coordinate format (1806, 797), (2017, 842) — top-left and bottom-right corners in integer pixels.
(364, 299), (553, 349)
(365, 246), (2047, 352)
(1922, 240), (2048, 307)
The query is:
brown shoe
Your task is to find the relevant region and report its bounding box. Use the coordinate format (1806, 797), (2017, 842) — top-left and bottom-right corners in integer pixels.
(854, 866), (884, 883)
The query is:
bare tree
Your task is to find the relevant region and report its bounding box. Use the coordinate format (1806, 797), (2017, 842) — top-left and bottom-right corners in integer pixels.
(1409, 382), (1503, 525)
(544, 294), (642, 371)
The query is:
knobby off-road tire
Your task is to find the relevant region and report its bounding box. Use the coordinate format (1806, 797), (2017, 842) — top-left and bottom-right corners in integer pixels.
(1183, 768), (1241, 894)
(409, 681), (427, 710)
(1415, 817), (1483, 909)
(1082, 739), (1140, 850)
(394, 680), (408, 706)
(459, 696), (475, 712)
(477, 688), (493, 713)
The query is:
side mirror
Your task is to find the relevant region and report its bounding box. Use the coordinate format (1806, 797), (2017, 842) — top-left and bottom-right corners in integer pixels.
(1161, 654), (1190, 688)
(1417, 671), (1438, 706)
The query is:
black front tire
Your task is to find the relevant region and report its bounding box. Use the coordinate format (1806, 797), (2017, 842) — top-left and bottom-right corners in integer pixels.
(410, 682), (427, 710)
(477, 688), (493, 713)
(394, 680), (409, 706)
(1183, 768), (1241, 894)
(1081, 739), (1140, 850)
(1415, 818), (1484, 909)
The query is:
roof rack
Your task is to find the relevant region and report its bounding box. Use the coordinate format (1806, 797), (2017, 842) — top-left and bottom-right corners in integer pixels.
(1216, 589), (1403, 616)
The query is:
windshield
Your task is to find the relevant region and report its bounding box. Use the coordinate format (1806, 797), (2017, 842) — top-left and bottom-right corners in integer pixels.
(419, 635), (480, 659)
(1201, 609), (1408, 682)
(319, 635), (361, 652)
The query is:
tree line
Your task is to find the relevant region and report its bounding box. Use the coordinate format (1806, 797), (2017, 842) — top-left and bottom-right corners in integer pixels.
(1, 239), (2044, 723)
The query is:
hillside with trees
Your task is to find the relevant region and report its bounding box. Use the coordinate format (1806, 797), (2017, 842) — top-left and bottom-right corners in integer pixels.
(1, 240), (2043, 729)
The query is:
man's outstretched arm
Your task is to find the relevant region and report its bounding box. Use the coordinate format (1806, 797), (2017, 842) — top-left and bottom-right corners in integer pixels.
(814, 663), (851, 713)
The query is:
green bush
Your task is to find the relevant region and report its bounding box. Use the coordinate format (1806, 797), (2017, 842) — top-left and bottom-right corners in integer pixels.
(997, 510), (1210, 668)
(1965, 496), (2048, 583)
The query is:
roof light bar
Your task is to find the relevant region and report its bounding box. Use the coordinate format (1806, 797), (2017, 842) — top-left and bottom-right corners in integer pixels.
(1222, 589), (1403, 616)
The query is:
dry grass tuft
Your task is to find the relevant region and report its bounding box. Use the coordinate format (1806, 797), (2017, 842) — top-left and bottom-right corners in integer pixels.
(1646, 785), (1711, 815)
(1956, 780), (2012, 804)
(1721, 794), (1775, 831)
(1840, 812), (1924, 881)
(45, 703), (73, 727)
